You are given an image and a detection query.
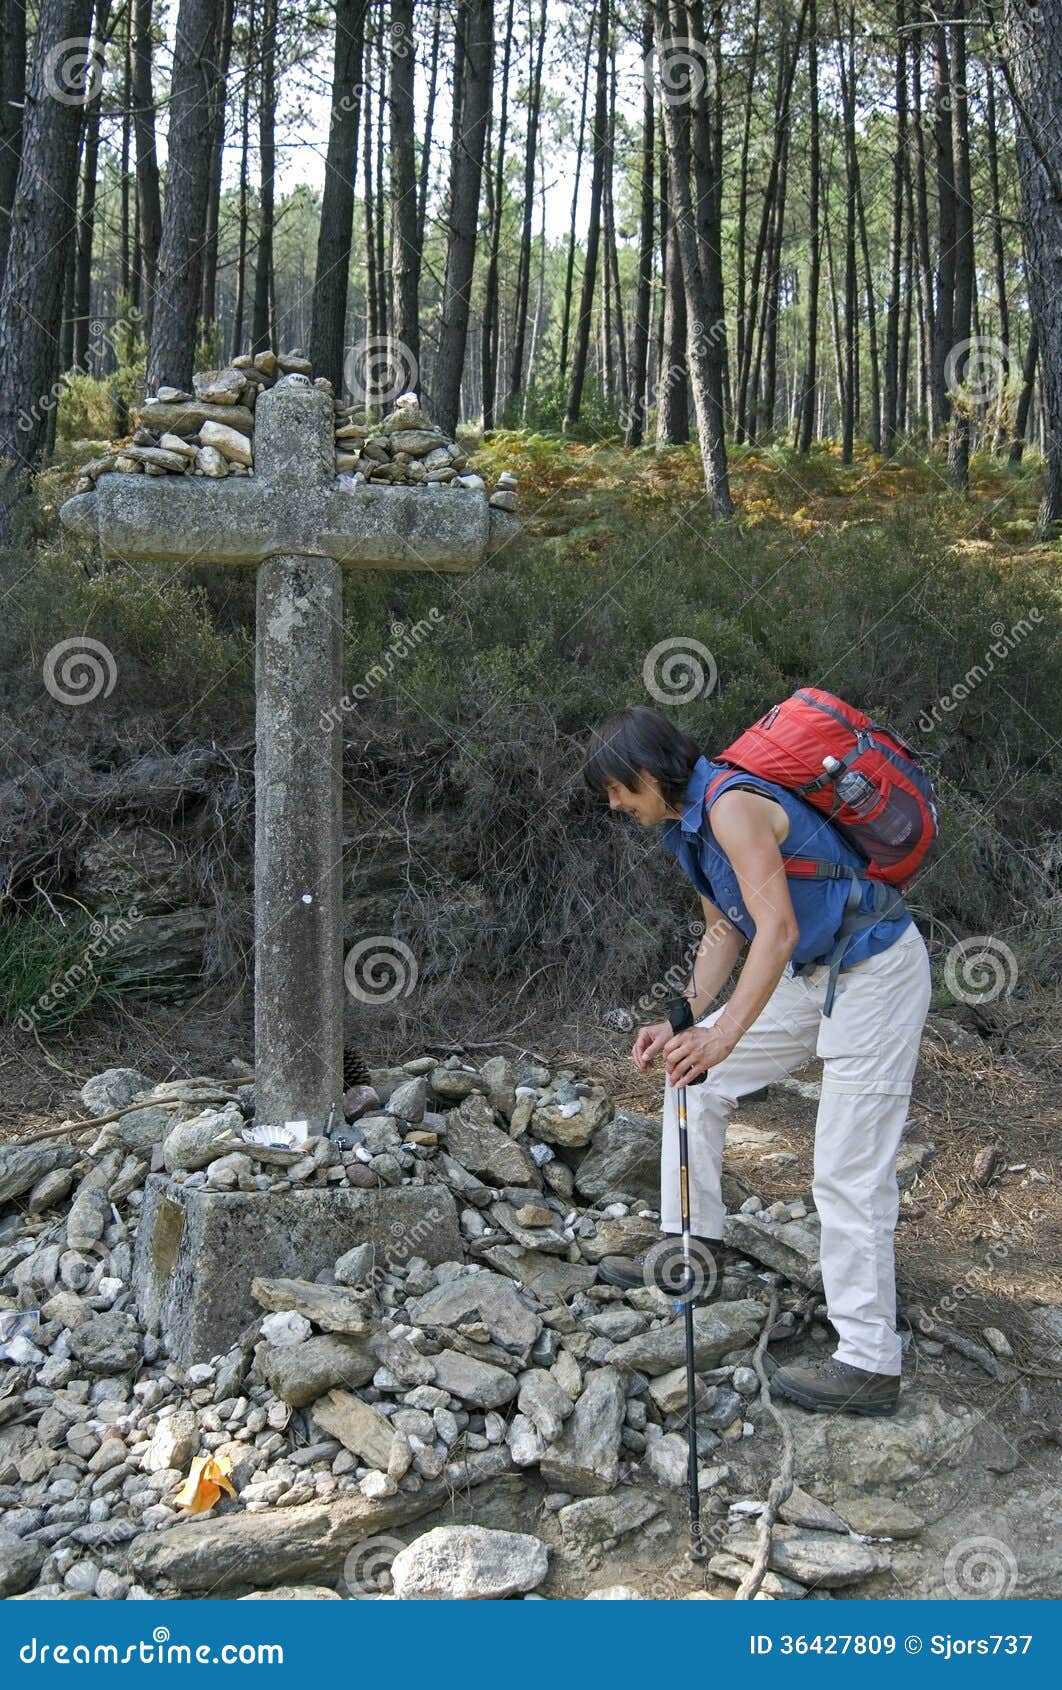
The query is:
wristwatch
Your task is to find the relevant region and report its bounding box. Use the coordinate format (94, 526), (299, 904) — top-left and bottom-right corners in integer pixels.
(667, 995), (707, 1085)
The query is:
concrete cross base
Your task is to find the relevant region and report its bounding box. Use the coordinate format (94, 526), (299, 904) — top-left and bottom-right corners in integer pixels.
(132, 1173), (461, 1365)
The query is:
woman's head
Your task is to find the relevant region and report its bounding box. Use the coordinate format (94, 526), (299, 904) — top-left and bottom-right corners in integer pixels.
(583, 706), (702, 824)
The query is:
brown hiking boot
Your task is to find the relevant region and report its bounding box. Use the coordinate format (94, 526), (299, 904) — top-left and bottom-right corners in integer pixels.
(595, 1236), (723, 1304)
(771, 1358), (900, 1417)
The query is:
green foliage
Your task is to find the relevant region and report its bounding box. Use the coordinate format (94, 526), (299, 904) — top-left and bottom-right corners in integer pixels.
(0, 908), (132, 1032)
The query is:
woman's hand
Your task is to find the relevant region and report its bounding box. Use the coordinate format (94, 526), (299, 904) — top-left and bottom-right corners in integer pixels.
(631, 1020), (671, 1072)
(663, 1023), (737, 1087)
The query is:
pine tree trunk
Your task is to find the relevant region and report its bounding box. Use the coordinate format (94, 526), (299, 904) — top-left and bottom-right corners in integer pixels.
(251, 0), (277, 354)
(310, 0), (367, 392)
(625, 0), (655, 447)
(145, 0), (222, 390)
(1007, 323), (1037, 468)
(119, 5), (132, 299)
(930, 16), (956, 439)
(433, 0), (493, 436)
(797, 0), (820, 453)
(563, 0), (609, 432)
(480, 0), (513, 429)
(73, 0), (111, 371)
(908, 30), (935, 438)
(201, 0), (235, 335)
(131, 0), (162, 338)
(985, 63), (1011, 451)
(507, 0), (546, 420)
(558, 5), (595, 396)
(0, 0), (94, 500)
(604, 26), (628, 419)
(656, 182), (688, 444)
(0, 0), (26, 290)
(417, 0), (442, 252)
(230, 0), (255, 357)
(882, 0), (906, 456)
(946, 3), (974, 490)
(734, 0), (761, 440)
(1002, 0), (1062, 525)
(389, 0), (420, 373)
(654, 0), (732, 514)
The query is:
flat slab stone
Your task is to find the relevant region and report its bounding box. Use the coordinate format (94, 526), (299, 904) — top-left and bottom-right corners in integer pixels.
(404, 1270), (542, 1364)
(133, 1175), (460, 1365)
(722, 1212), (824, 1291)
(539, 1366), (626, 1496)
(390, 1525), (548, 1600)
(724, 1523), (888, 1588)
(251, 1277), (371, 1336)
(128, 1482), (453, 1593)
(756, 1389), (977, 1493)
(60, 475), (515, 571)
(606, 1299), (766, 1377)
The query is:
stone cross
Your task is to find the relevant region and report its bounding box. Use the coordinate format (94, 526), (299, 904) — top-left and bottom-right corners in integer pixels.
(60, 376), (517, 1134)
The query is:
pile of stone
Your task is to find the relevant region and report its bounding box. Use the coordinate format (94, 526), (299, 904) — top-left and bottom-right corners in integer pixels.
(71, 350), (519, 512)
(0, 1054), (987, 1602)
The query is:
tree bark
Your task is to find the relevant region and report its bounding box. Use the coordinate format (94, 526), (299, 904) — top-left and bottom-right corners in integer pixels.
(389, 0), (420, 373)
(0, 0), (95, 499)
(506, 0), (547, 420)
(929, 14), (956, 438)
(563, 0), (608, 432)
(433, 0), (493, 436)
(309, 0), (367, 390)
(558, 5), (595, 395)
(230, 0), (255, 356)
(625, 0), (655, 446)
(251, 0), (277, 354)
(1002, 0), (1062, 526)
(0, 0), (26, 289)
(145, 0), (223, 390)
(131, 0), (162, 337)
(417, 0), (442, 252)
(797, 0), (820, 453)
(882, 0), (906, 455)
(201, 0), (235, 336)
(654, 0), (732, 514)
(72, 0), (111, 371)
(946, 3), (974, 489)
(480, 0), (513, 428)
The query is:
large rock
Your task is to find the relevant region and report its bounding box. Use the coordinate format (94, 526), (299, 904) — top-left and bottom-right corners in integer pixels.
(723, 1212), (824, 1291)
(391, 1526), (548, 1600)
(404, 1270), (541, 1364)
(0, 1140), (78, 1206)
(198, 419), (254, 466)
(67, 1312), (140, 1376)
(138, 399), (255, 438)
(480, 1244), (597, 1300)
(133, 1175), (460, 1364)
(607, 1299), (765, 1377)
(517, 1369), (574, 1443)
(143, 1409), (198, 1474)
(539, 1366), (626, 1496)
(128, 1483), (455, 1593)
(260, 1334), (375, 1407)
(162, 1106), (245, 1172)
(574, 1110), (659, 1203)
(96, 1105), (174, 1156)
(755, 1390), (977, 1494)
(193, 366), (246, 405)
(579, 1215), (660, 1264)
(311, 1390), (394, 1468)
(251, 1277), (371, 1337)
(724, 1523), (888, 1588)
(531, 1095), (612, 1150)
(430, 1349), (518, 1410)
(445, 1096), (538, 1186)
(80, 1068), (152, 1115)
(0, 1530), (46, 1598)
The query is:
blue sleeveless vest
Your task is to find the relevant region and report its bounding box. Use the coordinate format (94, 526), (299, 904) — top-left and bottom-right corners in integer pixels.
(660, 757), (911, 976)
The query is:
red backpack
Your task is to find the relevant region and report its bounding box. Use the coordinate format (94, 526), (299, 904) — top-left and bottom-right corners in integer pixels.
(707, 687), (938, 888)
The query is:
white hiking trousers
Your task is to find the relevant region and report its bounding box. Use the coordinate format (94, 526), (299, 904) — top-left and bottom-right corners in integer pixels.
(660, 920), (932, 1375)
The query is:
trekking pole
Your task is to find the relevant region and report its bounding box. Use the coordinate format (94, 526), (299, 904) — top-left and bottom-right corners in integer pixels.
(667, 994), (707, 1563)
(675, 1079), (706, 1562)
